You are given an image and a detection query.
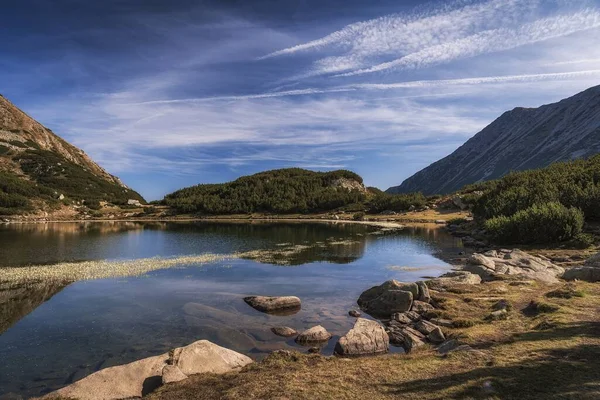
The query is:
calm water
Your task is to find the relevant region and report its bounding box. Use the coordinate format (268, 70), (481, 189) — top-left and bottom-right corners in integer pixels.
(0, 221), (462, 398)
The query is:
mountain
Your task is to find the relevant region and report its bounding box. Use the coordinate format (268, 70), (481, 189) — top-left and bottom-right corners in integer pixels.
(387, 85), (600, 195)
(164, 168), (367, 214)
(0, 94), (144, 215)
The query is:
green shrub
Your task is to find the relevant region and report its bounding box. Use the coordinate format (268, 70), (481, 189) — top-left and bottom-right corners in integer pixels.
(569, 233), (596, 249)
(353, 212), (365, 221)
(484, 202), (583, 244)
(474, 155), (600, 220)
(447, 217), (468, 225)
(368, 192), (427, 213)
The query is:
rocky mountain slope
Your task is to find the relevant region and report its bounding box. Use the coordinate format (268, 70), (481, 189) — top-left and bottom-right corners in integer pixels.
(0, 95), (144, 215)
(387, 85), (600, 195)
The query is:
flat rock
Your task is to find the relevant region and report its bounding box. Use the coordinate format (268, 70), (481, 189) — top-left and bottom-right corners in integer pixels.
(243, 296), (301, 314)
(437, 339), (460, 354)
(44, 340), (252, 400)
(434, 271), (482, 285)
(394, 327), (426, 352)
(414, 320), (440, 336)
(334, 318), (389, 357)
(430, 318), (453, 328)
(271, 326), (298, 337)
(464, 249), (565, 283)
(295, 325), (332, 345)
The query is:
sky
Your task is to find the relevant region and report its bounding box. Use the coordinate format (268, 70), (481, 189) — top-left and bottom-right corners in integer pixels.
(2, 0), (600, 200)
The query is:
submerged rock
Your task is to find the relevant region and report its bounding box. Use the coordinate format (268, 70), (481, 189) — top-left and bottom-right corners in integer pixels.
(271, 326), (298, 337)
(357, 280), (416, 317)
(295, 325), (332, 345)
(348, 310), (361, 318)
(243, 296), (301, 314)
(44, 340), (252, 400)
(334, 318), (389, 357)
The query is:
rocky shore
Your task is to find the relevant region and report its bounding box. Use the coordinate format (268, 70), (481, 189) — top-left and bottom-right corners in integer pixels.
(38, 246), (600, 400)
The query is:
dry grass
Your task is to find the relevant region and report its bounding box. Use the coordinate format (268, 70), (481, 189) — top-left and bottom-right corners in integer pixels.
(149, 280), (600, 400)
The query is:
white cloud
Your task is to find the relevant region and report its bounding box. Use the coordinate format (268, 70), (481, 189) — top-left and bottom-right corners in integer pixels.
(259, 0), (600, 79)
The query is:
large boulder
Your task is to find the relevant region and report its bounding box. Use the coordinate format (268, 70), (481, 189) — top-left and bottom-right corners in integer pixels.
(243, 296), (301, 314)
(334, 318), (389, 357)
(357, 280), (416, 317)
(464, 249), (564, 283)
(563, 252), (600, 282)
(295, 325), (332, 345)
(43, 340), (252, 400)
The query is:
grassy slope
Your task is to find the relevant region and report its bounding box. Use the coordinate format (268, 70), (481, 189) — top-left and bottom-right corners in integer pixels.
(150, 279), (600, 400)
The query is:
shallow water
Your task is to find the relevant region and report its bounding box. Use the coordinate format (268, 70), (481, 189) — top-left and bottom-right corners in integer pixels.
(0, 221), (463, 398)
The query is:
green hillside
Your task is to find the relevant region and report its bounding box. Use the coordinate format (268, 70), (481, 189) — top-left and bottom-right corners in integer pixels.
(462, 155), (600, 244)
(0, 149), (145, 215)
(164, 168), (367, 214)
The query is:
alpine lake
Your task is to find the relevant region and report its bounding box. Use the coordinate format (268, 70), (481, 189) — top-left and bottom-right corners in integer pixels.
(0, 221), (463, 398)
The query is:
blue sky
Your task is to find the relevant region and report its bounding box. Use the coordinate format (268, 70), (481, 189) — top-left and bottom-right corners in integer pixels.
(2, 0), (600, 200)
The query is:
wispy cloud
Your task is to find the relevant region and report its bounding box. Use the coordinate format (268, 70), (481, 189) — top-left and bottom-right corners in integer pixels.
(260, 0), (600, 79)
(122, 70), (600, 104)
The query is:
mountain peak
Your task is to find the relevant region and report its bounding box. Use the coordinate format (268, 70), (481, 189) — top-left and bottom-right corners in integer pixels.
(387, 85), (600, 195)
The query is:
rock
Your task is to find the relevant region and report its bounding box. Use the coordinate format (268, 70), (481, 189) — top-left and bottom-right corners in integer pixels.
(334, 318), (389, 357)
(416, 281), (431, 303)
(405, 311), (422, 322)
(243, 296), (301, 314)
(127, 199), (142, 206)
(430, 318), (454, 328)
(295, 325), (332, 345)
(563, 267), (600, 282)
(427, 327), (446, 344)
(58, 194), (65, 200)
(452, 195), (467, 210)
(492, 299), (511, 311)
(271, 326), (298, 337)
(44, 340), (251, 400)
(487, 309), (508, 321)
(392, 312), (413, 325)
(434, 271), (482, 285)
(563, 252), (600, 282)
(437, 339), (460, 354)
(394, 327), (426, 352)
(308, 347), (321, 354)
(411, 300), (434, 313)
(357, 280), (415, 317)
(435, 220), (446, 225)
(161, 365), (187, 384)
(464, 249), (565, 283)
(348, 310), (361, 318)
(414, 320), (440, 336)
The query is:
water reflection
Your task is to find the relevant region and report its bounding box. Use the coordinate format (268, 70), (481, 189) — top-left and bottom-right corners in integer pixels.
(0, 221), (462, 398)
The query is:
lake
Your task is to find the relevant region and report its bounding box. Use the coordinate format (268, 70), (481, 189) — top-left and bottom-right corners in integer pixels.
(0, 221), (463, 398)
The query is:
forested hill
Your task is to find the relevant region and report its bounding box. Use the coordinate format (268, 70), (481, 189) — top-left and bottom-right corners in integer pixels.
(163, 168), (368, 214)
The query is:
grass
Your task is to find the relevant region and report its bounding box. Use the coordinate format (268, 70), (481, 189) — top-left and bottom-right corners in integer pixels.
(147, 280), (600, 400)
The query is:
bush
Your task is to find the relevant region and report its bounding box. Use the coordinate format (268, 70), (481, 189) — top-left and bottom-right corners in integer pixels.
(353, 212), (365, 221)
(569, 233), (596, 249)
(368, 192), (427, 213)
(484, 202), (584, 244)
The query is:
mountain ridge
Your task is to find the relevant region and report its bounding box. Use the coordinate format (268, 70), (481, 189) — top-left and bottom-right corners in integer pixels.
(387, 85), (600, 195)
